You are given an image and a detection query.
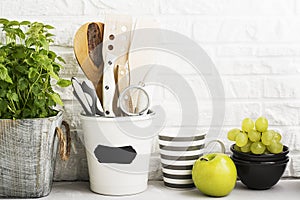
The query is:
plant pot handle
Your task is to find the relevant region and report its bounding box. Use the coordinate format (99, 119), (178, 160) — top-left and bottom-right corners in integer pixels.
(55, 121), (71, 161)
(204, 139), (226, 154)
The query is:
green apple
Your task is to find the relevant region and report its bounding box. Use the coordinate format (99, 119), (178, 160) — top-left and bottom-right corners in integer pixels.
(192, 153), (237, 197)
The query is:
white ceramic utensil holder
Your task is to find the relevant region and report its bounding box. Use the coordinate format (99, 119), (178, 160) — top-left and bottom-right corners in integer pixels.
(80, 112), (155, 196)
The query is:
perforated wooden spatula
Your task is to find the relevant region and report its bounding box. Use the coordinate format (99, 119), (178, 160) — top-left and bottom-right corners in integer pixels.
(102, 14), (132, 117)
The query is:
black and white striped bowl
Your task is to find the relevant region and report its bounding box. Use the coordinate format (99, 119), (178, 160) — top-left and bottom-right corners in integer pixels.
(158, 133), (206, 189)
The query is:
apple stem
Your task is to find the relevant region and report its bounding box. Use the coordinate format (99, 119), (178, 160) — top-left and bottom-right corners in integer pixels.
(200, 157), (209, 161)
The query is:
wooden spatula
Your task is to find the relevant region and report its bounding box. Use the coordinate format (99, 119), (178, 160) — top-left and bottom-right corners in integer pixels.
(128, 18), (160, 113)
(74, 22), (104, 104)
(102, 15), (132, 117)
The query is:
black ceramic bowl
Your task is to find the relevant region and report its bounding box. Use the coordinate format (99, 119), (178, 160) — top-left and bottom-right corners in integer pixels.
(230, 144), (289, 162)
(231, 156), (289, 190)
(232, 155), (289, 165)
(231, 154), (288, 164)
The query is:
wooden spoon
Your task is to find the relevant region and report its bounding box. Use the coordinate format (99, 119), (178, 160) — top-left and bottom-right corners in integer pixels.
(74, 22), (104, 104)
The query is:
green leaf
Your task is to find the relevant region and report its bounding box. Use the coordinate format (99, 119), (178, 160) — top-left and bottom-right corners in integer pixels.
(15, 65), (27, 74)
(18, 78), (29, 91)
(0, 89), (6, 98)
(47, 51), (56, 60)
(3, 27), (17, 41)
(47, 38), (54, 44)
(53, 62), (64, 70)
(49, 109), (58, 116)
(7, 20), (19, 26)
(7, 92), (18, 102)
(40, 49), (48, 56)
(40, 37), (49, 51)
(44, 24), (54, 29)
(57, 56), (66, 64)
(45, 33), (55, 38)
(57, 79), (72, 87)
(0, 64), (13, 83)
(28, 67), (38, 79)
(25, 37), (35, 47)
(49, 70), (59, 80)
(21, 108), (32, 118)
(32, 84), (40, 95)
(15, 28), (25, 39)
(24, 57), (35, 66)
(0, 80), (9, 90)
(14, 46), (26, 59)
(49, 93), (63, 106)
(34, 97), (45, 108)
(29, 106), (38, 118)
(0, 18), (9, 25)
(0, 100), (8, 112)
(39, 107), (48, 118)
(12, 93), (18, 102)
(32, 54), (51, 66)
(47, 97), (55, 107)
(20, 21), (31, 26)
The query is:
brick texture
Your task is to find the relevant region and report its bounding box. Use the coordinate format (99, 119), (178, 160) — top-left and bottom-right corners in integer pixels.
(0, 0), (300, 180)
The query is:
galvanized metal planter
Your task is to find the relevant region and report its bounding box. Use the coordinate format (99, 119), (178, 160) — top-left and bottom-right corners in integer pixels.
(0, 111), (69, 198)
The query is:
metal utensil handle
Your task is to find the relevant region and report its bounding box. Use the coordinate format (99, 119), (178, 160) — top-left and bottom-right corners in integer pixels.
(82, 80), (104, 115)
(118, 84), (150, 116)
(81, 81), (96, 115)
(72, 77), (93, 116)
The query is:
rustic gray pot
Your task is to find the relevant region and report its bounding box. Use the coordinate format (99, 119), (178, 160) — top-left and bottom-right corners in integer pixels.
(0, 111), (63, 198)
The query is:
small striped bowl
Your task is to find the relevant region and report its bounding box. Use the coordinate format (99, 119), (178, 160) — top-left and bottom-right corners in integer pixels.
(158, 132), (206, 189)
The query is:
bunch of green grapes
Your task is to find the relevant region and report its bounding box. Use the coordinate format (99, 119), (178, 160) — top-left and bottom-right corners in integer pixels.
(227, 117), (284, 155)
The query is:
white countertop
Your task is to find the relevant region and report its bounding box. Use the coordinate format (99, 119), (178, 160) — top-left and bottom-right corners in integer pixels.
(7, 179), (297, 200)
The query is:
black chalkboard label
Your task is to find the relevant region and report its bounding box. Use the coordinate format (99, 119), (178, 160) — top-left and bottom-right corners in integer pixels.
(94, 145), (137, 164)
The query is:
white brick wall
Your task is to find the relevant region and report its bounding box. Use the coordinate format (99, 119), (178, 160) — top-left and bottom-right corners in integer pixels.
(1, 0), (300, 179)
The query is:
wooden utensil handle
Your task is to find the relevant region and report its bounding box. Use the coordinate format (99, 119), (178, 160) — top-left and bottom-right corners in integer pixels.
(102, 54), (116, 117)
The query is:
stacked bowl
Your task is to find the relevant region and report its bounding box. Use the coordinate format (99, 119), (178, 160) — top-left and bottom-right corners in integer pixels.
(230, 144), (289, 190)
